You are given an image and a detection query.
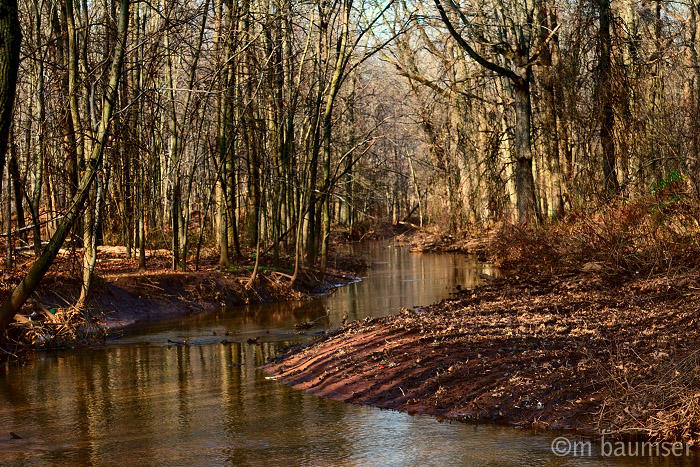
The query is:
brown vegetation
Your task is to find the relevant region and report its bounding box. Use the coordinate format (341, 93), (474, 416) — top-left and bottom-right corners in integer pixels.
(1, 0), (700, 445)
(0, 245), (364, 358)
(267, 197), (700, 443)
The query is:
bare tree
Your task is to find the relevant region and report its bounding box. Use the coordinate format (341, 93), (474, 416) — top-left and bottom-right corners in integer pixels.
(0, 0), (21, 201)
(0, 0), (130, 332)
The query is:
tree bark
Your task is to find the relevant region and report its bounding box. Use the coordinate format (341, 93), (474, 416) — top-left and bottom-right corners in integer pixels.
(5, 154), (12, 269)
(320, 0), (351, 276)
(0, 0), (21, 203)
(433, 0), (540, 223)
(598, 0), (619, 196)
(8, 135), (22, 239)
(512, 81), (541, 223)
(0, 0), (130, 332)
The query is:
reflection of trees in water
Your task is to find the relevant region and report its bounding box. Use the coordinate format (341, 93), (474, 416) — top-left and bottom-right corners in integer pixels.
(240, 301), (331, 328)
(175, 300), (330, 331)
(0, 246), (496, 463)
(325, 248), (491, 325)
(0, 342), (358, 463)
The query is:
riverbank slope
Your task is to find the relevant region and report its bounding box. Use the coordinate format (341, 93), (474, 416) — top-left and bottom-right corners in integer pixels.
(266, 198), (700, 443)
(2, 245), (364, 354)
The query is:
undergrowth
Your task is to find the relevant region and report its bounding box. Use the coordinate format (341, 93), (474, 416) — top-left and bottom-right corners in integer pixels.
(491, 180), (700, 277)
(488, 177), (700, 442)
(600, 350), (700, 443)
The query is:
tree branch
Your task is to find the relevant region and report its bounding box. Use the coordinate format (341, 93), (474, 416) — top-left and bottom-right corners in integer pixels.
(433, 0), (526, 88)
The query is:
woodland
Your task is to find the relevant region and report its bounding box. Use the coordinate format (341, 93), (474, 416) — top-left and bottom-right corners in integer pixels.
(0, 0), (699, 342)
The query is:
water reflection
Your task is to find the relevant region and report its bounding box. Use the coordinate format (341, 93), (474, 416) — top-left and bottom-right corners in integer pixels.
(115, 242), (495, 346)
(0, 242), (696, 466)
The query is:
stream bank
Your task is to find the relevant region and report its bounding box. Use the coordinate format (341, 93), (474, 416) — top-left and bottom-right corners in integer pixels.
(2, 245), (364, 355)
(267, 203), (700, 444)
(1, 241), (537, 467)
(265, 265), (700, 443)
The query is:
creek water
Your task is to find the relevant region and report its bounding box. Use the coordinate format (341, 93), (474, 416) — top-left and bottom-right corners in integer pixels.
(0, 242), (697, 466)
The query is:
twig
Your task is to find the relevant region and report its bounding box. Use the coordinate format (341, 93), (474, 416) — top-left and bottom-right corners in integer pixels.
(0, 346), (18, 358)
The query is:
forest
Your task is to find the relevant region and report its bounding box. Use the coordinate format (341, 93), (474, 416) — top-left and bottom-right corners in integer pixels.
(1, 0), (698, 324)
(2, 0), (700, 459)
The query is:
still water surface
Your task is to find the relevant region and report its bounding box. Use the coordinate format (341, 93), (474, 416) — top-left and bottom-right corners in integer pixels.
(0, 242), (697, 466)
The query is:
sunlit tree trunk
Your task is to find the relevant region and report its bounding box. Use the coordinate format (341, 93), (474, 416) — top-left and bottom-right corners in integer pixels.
(319, 0), (351, 277)
(434, 0), (540, 223)
(0, 0), (130, 330)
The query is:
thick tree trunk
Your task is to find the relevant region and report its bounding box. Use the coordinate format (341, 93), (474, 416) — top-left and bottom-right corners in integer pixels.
(598, 0), (619, 195)
(512, 82), (540, 224)
(77, 164), (105, 307)
(216, 179), (229, 267)
(0, 0), (20, 205)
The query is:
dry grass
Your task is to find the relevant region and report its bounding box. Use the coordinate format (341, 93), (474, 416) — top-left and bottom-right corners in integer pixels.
(487, 184), (700, 442)
(2, 304), (106, 359)
(491, 191), (700, 277)
(599, 350), (700, 442)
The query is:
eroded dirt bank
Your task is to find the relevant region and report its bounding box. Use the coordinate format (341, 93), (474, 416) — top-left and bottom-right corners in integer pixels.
(37, 267), (357, 333)
(2, 246), (364, 351)
(265, 267), (700, 442)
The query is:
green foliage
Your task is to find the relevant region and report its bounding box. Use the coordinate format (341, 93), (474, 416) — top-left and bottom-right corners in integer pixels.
(651, 170), (684, 195)
(651, 195), (684, 214)
(651, 171), (686, 214)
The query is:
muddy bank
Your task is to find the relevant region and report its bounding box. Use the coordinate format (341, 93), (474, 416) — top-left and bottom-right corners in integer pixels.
(265, 267), (700, 443)
(393, 228), (490, 259)
(2, 246), (364, 352)
(36, 267), (358, 334)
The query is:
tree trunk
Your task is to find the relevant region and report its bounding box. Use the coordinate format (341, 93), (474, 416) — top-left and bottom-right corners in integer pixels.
(0, 0), (21, 202)
(692, 1), (700, 195)
(31, 0), (45, 255)
(319, 0), (351, 277)
(512, 82), (540, 224)
(5, 155), (12, 269)
(8, 136), (22, 240)
(598, 0), (619, 196)
(77, 162), (105, 307)
(138, 162), (146, 271)
(538, 4), (564, 218)
(0, 0), (130, 333)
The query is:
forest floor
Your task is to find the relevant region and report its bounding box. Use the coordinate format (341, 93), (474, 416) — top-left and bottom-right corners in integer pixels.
(266, 199), (700, 443)
(1, 244), (365, 356)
